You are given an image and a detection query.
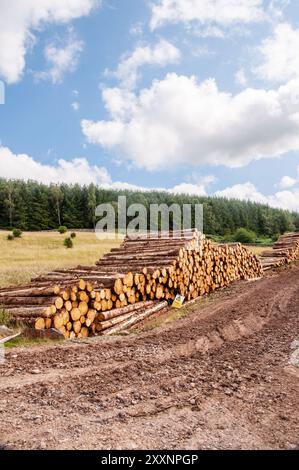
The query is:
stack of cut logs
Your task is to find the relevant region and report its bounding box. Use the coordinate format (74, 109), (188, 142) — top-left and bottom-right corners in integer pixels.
(0, 230), (262, 338)
(260, 232), (299, 271)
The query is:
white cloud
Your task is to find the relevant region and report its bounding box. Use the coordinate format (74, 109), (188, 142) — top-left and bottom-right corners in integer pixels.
(216, 181), (299, 212)
(71, 101), (80, 111)
(35, 32), (84, 84)
(278, 165), (299, 189)
(0, 146), (110, 186)
(255, 23), (299, 82)
(216, 182), (266, 203)
(278, 175), (297, 189)
(235, 68), (247, 86)
(150, 0), (265, 31)
(108, 174), (215, 195)
(170, 182), (207, 196)
(0, 145), (216, 196)
(193, 25), (226, 38)
(81, 73), (299, 171)
(108, 40), (181, 89)
(0, 0), (100, 84)
(1, 145), (298, 211)
(129, 22), (144, 36)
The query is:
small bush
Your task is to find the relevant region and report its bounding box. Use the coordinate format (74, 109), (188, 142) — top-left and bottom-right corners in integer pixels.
(233, 228), (256, 244)
(12, 228), (22, 238)
(63, 237), (73, 249)
(70, 232), (76, 239)
(7, 234), (14, 241)
(58, 226), (68, 234)
(271, 233), (280, 243)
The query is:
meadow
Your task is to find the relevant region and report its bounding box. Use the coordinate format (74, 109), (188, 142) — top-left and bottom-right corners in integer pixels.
(0, 231), (121, 288)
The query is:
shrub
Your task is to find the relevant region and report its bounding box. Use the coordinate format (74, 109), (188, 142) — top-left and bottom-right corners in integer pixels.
(271, 233), (280, 243)
(63, 237), (73, 249)
(70, 232), (76, 239)
(7, 234), (14, 241)
(12, 228), (22, 238)
(58, 226), (68, 234)
(233, 228), (256, 244)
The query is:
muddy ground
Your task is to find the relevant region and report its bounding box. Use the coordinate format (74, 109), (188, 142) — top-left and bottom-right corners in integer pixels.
(0, 263), (298, 450)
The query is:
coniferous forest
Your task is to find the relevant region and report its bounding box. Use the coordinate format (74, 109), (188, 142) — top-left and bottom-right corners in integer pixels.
(0, 178), (298, 237)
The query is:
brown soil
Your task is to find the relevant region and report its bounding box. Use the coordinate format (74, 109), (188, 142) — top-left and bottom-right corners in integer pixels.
(0, 263), (298, 450)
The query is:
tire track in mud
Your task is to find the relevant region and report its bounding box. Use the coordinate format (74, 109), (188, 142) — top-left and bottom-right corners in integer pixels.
(0, 263), (298, 449)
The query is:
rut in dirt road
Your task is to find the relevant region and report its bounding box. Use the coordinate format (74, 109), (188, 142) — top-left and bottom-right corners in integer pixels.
(0, 264), (298, 450)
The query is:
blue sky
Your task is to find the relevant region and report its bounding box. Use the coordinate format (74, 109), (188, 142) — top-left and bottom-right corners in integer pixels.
(0, 0), (299, 211)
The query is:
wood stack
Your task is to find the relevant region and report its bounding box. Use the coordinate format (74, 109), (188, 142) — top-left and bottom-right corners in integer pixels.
(0, 230), (262, 338)
(260, 232), (299, 271)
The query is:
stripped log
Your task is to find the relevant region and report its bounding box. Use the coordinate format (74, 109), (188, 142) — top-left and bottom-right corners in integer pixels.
(101, 301), (168, 336)
(260, 232), (299, 270)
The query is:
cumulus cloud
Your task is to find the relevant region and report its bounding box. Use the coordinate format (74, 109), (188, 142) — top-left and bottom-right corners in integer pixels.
(0, 146), (110, 186)
(1, 146), (298, 211)
(34, 32), (84, 84)
(81, 73), (299, 171)
(108, 174), (215, 195)
(0, 145), (217, 196)
(169, 182), (208, 196)
(278, 175), (297, 189)
(107, 40), (181, 89)
(150, 0), (266, 31)
(255, 23), (299, 82)
(216, 181), (299, 212)
(235, 68), (247, 86)
(278, 165), (299, 189)
(71, 101), (80, 111)
(0, 0), (100, 83)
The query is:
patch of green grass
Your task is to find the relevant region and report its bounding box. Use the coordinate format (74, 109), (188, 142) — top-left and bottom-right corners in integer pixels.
(206, 234), (225, 243)
(254, 237), (273, 245)
(4, 336), (56, 348)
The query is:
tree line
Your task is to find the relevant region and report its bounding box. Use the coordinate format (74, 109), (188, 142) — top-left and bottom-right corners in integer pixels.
(0, 178), (298, 237)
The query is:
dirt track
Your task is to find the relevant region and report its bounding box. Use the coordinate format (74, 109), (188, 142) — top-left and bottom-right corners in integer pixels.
(0, 264), (298, 450)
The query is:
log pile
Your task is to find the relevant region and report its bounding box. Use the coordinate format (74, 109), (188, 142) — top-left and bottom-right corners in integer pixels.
(0, 230), (262, 338)
(260, 232), (299, 271)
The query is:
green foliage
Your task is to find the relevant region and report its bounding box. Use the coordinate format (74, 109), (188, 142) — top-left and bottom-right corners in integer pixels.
(7, 234), (14, 241)
(233, 228), (256, 244)
(0, 178), (297, 237)
(12, 228), (22, 238)
(58, 225), (68, 234)
(70, 232), (76, 239)
(271, 233), (280, 243)
(63, 237), (73, 249)
(255, 237), (273, 245)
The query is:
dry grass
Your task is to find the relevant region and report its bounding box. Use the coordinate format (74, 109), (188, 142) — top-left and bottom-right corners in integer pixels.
(246, 245), (272, 256)
(0, 231), (121, 288)
(0, 232), (272, 289)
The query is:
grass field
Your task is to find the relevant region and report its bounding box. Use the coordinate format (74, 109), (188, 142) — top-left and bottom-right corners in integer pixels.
(0, 232), (271, 289)
(0, 231), (121, 288)
(246, 245), (271, 256)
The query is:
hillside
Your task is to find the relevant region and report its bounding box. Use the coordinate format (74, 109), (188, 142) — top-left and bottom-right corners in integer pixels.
(0, 178), (298, 237)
